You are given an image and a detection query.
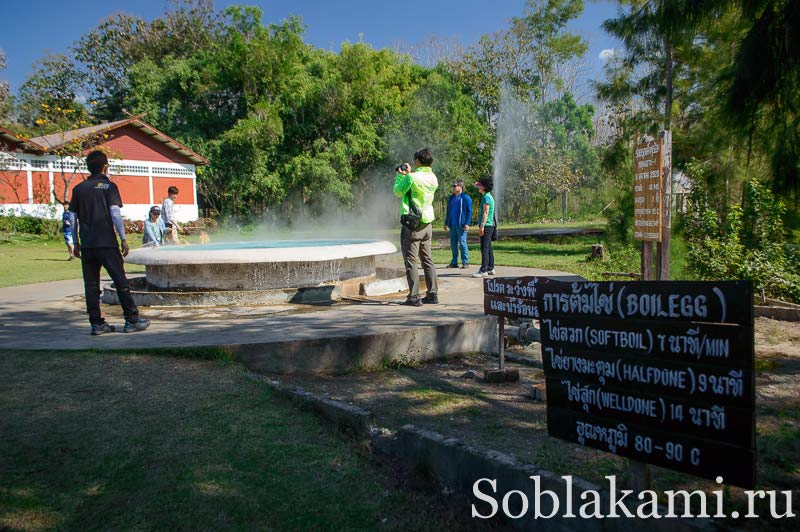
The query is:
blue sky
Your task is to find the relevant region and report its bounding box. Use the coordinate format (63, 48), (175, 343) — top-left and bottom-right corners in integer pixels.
(0, 0), (619, 96)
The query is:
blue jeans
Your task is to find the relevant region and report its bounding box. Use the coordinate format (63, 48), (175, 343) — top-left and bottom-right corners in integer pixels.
(449, 226), (469, 265)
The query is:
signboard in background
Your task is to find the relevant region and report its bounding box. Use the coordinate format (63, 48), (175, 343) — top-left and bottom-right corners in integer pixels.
(535, 278), (756, 488)
(633, 135), (666, 241)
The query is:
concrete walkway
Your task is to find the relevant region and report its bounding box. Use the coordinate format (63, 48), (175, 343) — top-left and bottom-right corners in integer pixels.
(0, 265), (579, 373)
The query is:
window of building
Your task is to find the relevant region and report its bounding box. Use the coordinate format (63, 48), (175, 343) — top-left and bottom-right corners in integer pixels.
(152, 165), (193, 177)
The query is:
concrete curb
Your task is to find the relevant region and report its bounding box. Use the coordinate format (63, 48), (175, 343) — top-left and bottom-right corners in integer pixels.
(248, 374), (375, 434)
(755, 305), (800, 321)
(250, 373), (732, 532)
(234, 316), (498, 374)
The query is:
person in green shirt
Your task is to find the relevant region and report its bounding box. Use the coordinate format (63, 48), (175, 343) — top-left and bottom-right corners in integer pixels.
(393, 148), (439, 306)
(472, 177), (496, 278)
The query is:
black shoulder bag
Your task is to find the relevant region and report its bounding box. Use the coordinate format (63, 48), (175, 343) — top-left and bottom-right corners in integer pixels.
(400, 188), (422, 230)
(491, 211), (499, 241)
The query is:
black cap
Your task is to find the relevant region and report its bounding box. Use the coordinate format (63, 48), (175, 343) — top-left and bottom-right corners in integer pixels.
(474, 177), (493, 192)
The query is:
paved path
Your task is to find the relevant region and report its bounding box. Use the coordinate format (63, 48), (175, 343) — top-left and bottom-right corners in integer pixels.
(0, 265), (579, 353)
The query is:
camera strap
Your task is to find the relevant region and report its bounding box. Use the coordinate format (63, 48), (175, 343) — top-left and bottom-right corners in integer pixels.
(402, 185), (422, 230)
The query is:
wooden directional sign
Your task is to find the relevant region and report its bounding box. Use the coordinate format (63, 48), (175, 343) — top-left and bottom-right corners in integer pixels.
(634, 135), (667, 241)
(536, 278), (755, 488)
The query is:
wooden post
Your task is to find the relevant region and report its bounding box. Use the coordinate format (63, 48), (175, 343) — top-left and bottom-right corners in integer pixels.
(641, 242), (653, 281)
(634, 197), (655, 491)
(628, 458), (652, 492)
(657, 130), (672, 281)
(498, 316), (505, 370)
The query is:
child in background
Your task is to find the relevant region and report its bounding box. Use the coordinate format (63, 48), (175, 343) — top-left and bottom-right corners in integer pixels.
(61, 201), (76, 260)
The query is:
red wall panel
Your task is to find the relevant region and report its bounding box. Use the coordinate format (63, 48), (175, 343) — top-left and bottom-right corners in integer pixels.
(113, 175), (151, 204)
(0, 170), (28, 203)
(31, 172), (50, 203)
(53, 171), (90, 203)
(152, 177), (194, 205)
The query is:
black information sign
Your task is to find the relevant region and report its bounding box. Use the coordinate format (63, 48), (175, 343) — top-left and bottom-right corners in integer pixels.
(483, 275), (580, 320)
(534, 279), (755, 488)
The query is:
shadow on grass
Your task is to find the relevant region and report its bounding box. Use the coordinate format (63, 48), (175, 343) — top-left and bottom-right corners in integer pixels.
(0, 351), (503, 531)
(12, 346), (236, 362)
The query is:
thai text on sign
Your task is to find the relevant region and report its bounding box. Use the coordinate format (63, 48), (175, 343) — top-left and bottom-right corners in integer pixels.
(535, 278), (755, 488)
(634, 137), (665, 241)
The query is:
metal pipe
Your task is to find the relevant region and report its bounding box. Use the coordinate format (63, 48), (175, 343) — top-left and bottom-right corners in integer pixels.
(502, 322), (540, 345)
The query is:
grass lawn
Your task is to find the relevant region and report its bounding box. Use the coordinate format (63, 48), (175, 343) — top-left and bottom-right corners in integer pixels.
(0, 350), (482, 531)
(0, 234), (145, 288)
(0, 225), (692, 288)
(432, 233), (690, 280)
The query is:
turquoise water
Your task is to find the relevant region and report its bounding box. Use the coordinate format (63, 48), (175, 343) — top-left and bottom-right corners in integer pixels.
(157, 239), (378, 252)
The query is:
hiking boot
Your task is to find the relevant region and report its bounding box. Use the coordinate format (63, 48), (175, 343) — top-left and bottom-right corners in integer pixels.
(91, 322), (116, 336)
(124, 318), (151, 333)
(421, 294), (439, 304)
(472, 270), (488, 278)
(402, 296), (423, 307)
(445, 263), (459, 269)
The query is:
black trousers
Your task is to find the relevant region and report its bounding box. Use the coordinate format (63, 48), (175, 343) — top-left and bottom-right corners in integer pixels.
(480, 226), (495, 272)
(80, 246), (138, 325)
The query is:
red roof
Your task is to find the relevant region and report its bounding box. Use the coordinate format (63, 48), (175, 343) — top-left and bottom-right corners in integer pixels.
(26, 117), (209, 165)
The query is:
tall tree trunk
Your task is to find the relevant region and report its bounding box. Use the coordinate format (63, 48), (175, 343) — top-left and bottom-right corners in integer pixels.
(664, 37), (673, 131)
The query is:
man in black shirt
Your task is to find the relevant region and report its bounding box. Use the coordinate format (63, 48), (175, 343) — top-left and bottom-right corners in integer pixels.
(69, 150), (150, 335)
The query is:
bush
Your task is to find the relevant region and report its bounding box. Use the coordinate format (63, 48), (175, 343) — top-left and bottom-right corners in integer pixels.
(582, 243), (641, 280)
(0, 213), (60, 236)
(124, 219), (144, 234)
(684, 165), (800, 303)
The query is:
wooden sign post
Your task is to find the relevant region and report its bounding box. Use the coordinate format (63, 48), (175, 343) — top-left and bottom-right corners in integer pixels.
(482, 276), (545, 383)
(634, 131), (671, 280)
(632, 130), (672, 486)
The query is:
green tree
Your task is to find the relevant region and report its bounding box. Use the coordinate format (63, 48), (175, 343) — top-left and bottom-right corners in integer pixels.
(16, 54), (89, 128)
(451, 0), (588, 121)
(599, 0), (800, 225)
(387, 67), (494, 213)
(0, 51), (9, 117)
(72, 0), (224, 121)
(503, 93), (597, 222)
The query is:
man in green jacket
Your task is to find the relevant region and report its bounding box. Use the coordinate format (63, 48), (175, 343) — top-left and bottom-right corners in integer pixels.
(393, 147), (439, 306)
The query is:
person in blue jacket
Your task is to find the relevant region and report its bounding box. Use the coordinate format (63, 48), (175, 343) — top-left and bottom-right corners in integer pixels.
(142, 205), (166, 247)
(444, 179), (473, 269)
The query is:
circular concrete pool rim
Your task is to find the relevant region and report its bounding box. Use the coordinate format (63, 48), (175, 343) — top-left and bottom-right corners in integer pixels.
(125, 239), (397, 291)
